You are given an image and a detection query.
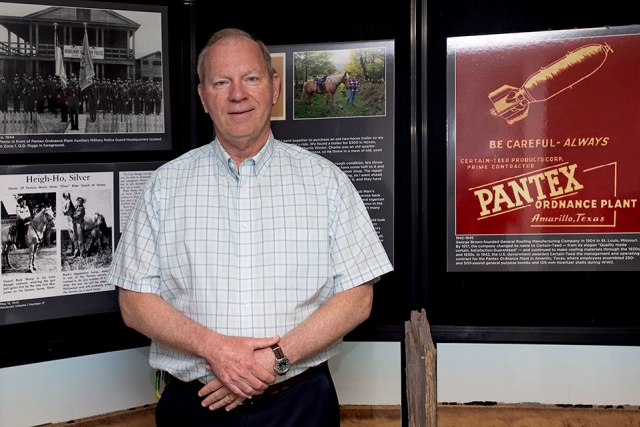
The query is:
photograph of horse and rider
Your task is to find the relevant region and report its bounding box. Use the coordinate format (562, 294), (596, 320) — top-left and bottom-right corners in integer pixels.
(59, 190), (112, 271)
(294, 47), (386, 119)
(0, 190), (112, 274)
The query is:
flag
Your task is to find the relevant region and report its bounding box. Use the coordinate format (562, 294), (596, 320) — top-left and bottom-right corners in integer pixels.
(79, 27), (95, 90)
(54, 30), (67, 88)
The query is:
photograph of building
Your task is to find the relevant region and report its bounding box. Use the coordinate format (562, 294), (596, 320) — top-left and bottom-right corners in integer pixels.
(0, 3), (164, 135)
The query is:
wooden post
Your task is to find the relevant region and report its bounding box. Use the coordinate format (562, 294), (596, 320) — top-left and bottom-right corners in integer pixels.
(404, 309), (437, 427)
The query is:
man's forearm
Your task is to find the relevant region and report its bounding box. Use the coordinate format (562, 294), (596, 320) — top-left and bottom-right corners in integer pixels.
(119, 288), (214, 357)
(279, 281), (374, 366)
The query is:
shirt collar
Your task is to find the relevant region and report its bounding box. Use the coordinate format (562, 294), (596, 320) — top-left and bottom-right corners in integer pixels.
(212, 132), (275, 182)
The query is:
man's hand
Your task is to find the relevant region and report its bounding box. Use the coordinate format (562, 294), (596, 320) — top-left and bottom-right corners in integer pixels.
(200, 335), (279, 399)
(199, 346), (275, 411)
(119, 290), (277, 402)
(198, 378), (246, 411)
(198, 346), (278, 411)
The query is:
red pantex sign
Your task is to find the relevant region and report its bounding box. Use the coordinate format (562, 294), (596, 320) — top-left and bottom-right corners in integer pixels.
(450, 29), (640, 236)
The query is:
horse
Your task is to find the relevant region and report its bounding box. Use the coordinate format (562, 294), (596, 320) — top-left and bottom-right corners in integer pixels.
(0, 225), (18, 270)
(1, 206), (55, 273)
(85, 212), (110, 255)
(300, 72), (349, 106)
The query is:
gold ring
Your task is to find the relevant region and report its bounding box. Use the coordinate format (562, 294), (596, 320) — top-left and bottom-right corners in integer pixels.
(227, 394), (235, 402)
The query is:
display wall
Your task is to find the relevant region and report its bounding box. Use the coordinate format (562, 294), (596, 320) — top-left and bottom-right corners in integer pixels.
(0, 0), (418, 367)
(2, 0), (639, 370)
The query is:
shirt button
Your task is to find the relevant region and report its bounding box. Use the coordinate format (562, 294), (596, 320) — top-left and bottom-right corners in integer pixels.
(242, 261), (249, 267)
(242, 187), (248, 192)
(243, 303), (250, 308)
(242, 223), (248, 228)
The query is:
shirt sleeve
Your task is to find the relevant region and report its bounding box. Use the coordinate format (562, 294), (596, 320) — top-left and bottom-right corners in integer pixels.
(107, 172), (162, 294)
(327, 169), (393, 293)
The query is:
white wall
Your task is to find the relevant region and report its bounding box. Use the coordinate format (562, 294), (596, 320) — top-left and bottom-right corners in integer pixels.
(4, 341), (639, 427)
(0, 342), (402, 427)
(437, 343), (640, 406)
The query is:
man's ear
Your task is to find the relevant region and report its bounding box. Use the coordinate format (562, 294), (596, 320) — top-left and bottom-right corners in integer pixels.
(197, 84), (208, 113)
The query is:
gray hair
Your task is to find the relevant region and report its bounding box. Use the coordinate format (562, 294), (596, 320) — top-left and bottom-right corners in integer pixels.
(197, 28), (274, 83)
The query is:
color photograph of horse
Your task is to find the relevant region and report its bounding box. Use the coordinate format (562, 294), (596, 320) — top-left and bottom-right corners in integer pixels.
(293, 47), (387, 119)
(1, 193), (57, 274)
(58, 190), (113, 271)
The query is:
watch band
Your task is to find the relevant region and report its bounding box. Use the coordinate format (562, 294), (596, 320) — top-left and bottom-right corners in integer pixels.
(270, 344), (285, 358)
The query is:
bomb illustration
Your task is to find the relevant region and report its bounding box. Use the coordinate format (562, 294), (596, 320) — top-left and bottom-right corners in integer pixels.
(489, 43), (613, 124)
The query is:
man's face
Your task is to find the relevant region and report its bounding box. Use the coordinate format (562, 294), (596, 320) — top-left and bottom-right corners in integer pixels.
(197, 37), (280, 150)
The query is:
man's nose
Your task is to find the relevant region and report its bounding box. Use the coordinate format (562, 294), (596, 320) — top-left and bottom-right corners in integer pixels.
(229, 81), (248, 101)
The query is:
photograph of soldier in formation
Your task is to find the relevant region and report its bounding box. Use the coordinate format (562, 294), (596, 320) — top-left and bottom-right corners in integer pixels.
(0, 2), (165, 135)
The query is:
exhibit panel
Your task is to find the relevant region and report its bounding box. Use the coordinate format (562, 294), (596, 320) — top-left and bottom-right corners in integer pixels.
(448, 27), (640, 273)
(0, 0), (189, 368)
(425, 0), (640, 344)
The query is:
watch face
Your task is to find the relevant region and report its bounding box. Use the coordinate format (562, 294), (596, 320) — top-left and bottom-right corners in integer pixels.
(275, 357), (291, 374)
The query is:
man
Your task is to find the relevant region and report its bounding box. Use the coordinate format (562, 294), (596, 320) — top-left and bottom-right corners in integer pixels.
(11, 74), (22, 112)
(23, 76), (35, 115)
(346, 73), (361, 106)
(0, 76), (7, 112)
(154, 81), (163, 115)
(56, 76), (68, 122)
(62, 193), (76, 255)
(15, 197), (31, 249)
(35, 75), (46, 114)
(71, 196), (86, 257)
(67, 74), (80, 130)
(86, 77), (98, 122)
(107, 28), (392, 427)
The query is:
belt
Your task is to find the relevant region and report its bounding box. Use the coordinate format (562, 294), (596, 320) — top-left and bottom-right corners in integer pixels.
(166, 362), (326, 404)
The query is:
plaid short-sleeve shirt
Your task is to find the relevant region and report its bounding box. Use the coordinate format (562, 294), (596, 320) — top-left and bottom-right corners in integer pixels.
(107, 133), (393, 383)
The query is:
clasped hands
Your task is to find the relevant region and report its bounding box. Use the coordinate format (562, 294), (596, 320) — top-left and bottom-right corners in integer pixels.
(197, 335), (280, 411)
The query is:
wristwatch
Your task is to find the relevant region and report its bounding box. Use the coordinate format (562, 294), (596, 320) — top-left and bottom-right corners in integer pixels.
(270, 344), (291, 375)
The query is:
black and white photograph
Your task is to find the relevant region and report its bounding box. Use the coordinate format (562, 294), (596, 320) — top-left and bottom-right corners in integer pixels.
(0, 162), (159, 326)
(59, 187), (113, 271)
(1, 192), (57, 275)
(0, 0), (171, 153)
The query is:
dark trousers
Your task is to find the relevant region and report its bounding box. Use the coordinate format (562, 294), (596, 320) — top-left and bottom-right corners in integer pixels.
(155, 363), (340, 427)
(69, 108), (79, 130)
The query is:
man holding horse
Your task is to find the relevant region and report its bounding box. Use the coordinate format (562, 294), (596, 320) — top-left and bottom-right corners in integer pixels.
(346, 74), (361, 106)
(108, 27), (392, 427)
(71, 197), (86, 257)
(15, 198), (31, 249)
